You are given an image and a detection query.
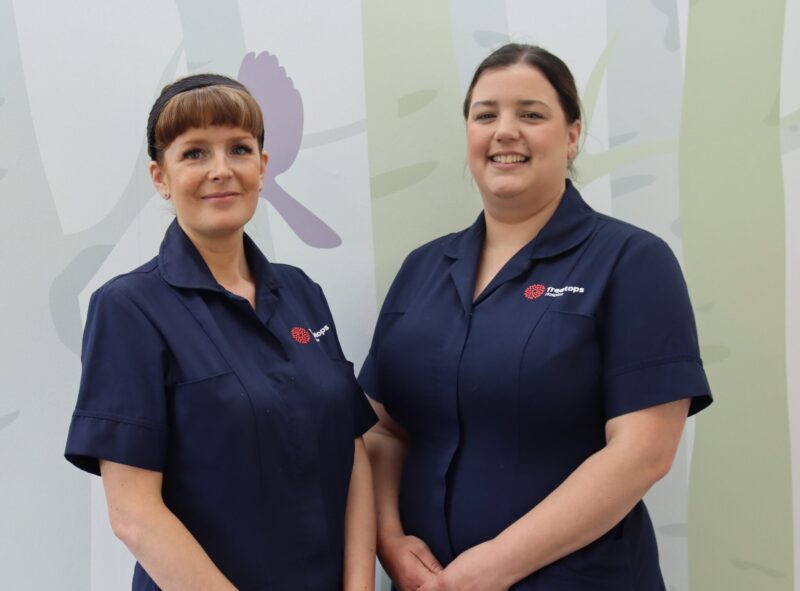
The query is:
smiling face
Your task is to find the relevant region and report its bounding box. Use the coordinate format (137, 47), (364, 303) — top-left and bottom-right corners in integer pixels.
(149, 125), (268, 243)
(466, 64), (580, 217)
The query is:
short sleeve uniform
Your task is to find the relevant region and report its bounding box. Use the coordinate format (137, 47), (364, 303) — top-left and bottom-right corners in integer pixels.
(65, 220), (376, 591)
(359, 182), (712, 590)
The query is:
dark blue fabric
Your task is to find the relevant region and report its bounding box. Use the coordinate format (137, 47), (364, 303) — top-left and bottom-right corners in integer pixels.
(359, 181), (711, 590)
(65, 219), (377, 591)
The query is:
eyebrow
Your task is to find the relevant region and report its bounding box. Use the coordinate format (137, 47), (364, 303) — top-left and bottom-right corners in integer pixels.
(471, 99), (550, 110)
(176, 135), (256, 146)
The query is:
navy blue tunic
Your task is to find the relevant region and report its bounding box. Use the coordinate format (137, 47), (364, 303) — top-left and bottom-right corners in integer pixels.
(359, 181), (712, 590)
(65, 220), (377, 591)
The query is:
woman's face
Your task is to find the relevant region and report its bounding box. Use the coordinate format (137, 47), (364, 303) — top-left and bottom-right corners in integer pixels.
(466, 64), (579, 214)
(150, 125), (268, 242)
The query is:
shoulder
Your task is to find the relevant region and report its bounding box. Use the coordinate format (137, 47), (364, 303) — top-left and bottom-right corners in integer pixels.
(403, 230), (461, 268)
(588, 212), (678, 270)
(83, 258), (169, 342)
(268, 262), (323, 295)
(390, 227), (466, 286)
(378, 229), (464, 311)
(91, 257), (163, 308)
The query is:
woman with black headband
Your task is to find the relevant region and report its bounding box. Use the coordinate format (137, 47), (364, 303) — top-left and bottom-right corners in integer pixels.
(64, 74), (377, 590)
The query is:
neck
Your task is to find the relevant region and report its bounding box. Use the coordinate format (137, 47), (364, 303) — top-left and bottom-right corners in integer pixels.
(483, 183), (565, 254)
(181, 224), (252, 287)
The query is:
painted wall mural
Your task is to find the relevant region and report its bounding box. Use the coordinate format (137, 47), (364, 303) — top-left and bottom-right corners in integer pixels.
(0, 0), (797, 590)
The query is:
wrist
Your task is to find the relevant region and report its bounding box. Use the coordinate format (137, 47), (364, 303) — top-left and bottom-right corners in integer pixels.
(484, 536), (523, 588)
(376, 526), (405, 555)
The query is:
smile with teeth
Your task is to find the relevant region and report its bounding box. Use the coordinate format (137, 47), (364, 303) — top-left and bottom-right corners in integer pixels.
(490, 154), (529, 164)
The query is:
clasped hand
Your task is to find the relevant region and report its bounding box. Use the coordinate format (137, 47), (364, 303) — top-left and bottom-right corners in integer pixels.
(382, 535), (509, 591)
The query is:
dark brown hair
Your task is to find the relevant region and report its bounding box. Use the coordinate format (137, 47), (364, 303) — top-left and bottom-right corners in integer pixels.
(148, 75), (264, 163)
(462, 43), (582, 125)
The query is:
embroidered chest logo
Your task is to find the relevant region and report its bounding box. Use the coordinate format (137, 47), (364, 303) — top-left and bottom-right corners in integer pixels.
(524, 284), (546, 299)
(524, 284), (585, 299)
(290, 325), (330, 344)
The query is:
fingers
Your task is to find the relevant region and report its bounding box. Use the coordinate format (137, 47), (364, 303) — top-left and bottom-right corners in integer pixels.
(383, 535), (441, 590)
(411, 546), (443, 574)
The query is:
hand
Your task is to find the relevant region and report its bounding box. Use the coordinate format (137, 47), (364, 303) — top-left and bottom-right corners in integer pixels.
(418, 541), (510, 591)
(379, 534), (443, 591)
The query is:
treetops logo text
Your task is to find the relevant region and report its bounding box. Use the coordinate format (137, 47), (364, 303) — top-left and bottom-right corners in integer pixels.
(290, 325), (330, 344)
(524, 284), (585, 300)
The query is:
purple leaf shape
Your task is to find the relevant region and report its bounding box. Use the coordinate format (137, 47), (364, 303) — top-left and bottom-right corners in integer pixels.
(238, 51), (340, 248)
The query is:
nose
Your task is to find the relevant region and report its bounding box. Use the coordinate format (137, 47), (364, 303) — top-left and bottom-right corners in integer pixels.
(494, 113), (520, 141)
(208, 151), (233, 182)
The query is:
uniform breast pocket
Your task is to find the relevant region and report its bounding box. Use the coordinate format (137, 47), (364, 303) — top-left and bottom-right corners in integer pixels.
(519, 310), (601, 418)
(169, 372), (257, 470)
(317, 358), (359, 416)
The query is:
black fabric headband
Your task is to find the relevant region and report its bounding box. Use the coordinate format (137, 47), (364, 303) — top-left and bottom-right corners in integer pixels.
(146, 74), (263, 161)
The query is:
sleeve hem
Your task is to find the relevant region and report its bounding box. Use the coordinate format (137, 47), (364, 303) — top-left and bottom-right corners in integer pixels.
(604, 359), (712, 420)
(64, 414), (167, 476)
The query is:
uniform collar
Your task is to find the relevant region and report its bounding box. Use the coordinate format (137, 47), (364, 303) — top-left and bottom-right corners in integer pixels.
(444, 180), (596, 261)
(158, 219), (282, 293)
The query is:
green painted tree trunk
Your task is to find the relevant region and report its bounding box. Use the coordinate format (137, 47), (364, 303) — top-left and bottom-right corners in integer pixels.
(362, 0), (481, 303)
(681, 2), (793, 589)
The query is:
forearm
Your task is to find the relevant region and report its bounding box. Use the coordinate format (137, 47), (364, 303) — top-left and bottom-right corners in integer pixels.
(101, 461), (236, 591)
(489, 443), (662, 586)
(363, 426), (407, 548)
(124, 504), (236, 590)
(344, 438), (376, 591)
(363, 401), (443, 590)
(487, 399), (690, 587)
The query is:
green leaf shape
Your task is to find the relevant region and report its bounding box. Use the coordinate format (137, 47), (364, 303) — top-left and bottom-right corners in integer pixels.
(609, 131), (638, 147)
(610, 174), (656, 198)
(398, 89), (437, 117)
(575, 139), (676, 187)
(0, 411), (19, 430)
(730, 560), (786, 579)
(301, 119), (367, 149)
(694, 302), (714, 314)
(699, 344), (731, 365)
(582, 35), (618, 135)
(370, 161), (439, 200)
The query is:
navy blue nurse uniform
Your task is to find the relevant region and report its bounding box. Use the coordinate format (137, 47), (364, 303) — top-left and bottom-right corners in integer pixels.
(65, 220), (377, 591)
(359, 181), (712, 590)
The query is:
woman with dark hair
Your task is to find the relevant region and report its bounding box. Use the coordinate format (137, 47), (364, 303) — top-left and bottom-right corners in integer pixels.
(65, 74), (377, 590)
(360, 44), (712, 590)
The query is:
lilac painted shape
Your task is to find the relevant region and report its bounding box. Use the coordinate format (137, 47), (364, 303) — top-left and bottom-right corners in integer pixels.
(265, 179), (341, 248)
(238, 51), (341, 248)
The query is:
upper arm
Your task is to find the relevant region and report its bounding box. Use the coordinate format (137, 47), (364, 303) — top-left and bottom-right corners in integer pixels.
(65, 285), (169, 475)
(601, 233), (712, 419)
(605, 398), (691, 479)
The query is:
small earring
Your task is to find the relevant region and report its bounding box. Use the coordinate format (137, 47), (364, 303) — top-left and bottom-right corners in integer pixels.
(162, 193), (170, 199)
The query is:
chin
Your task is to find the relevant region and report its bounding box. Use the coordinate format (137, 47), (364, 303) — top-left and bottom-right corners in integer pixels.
(203, 216), (252, 237)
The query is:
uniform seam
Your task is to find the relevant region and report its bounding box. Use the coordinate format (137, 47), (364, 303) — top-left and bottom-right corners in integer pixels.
(173, 370), (235, 388)
(72, 409), (164, 430)
(605, 354), (703, 378)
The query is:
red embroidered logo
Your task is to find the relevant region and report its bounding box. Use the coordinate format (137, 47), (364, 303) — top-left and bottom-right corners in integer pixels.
(524, 284), (546, 300)
(290, 327), (311, 344)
